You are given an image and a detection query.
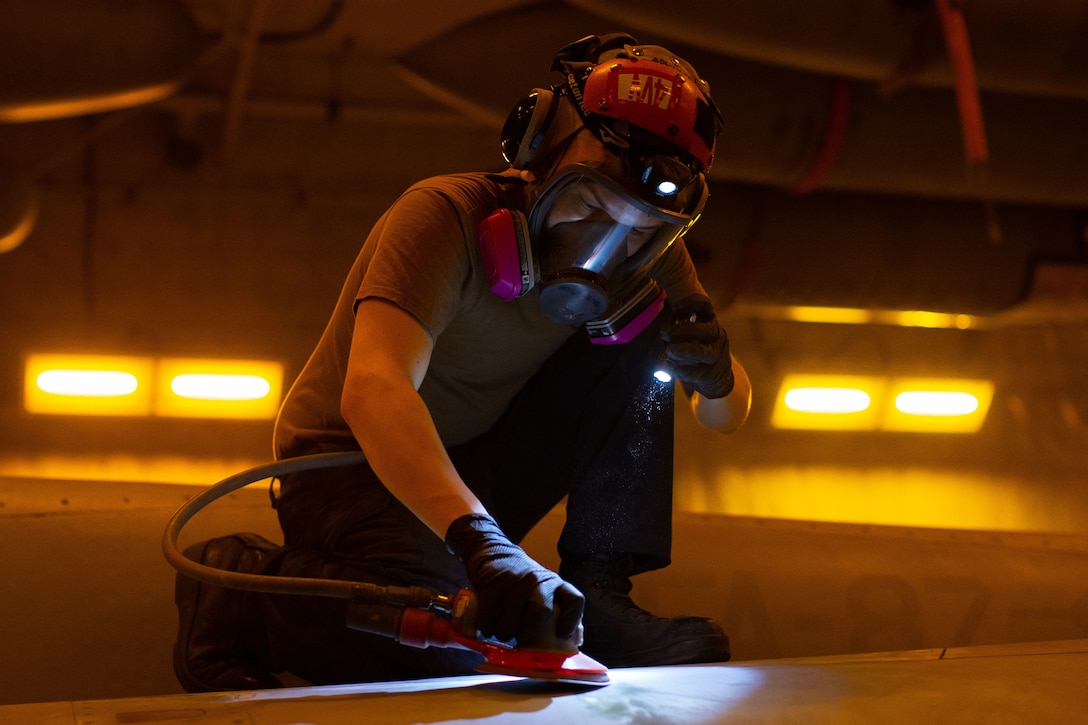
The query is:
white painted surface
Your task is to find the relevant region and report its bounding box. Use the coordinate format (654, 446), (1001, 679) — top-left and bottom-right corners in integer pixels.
(2, 640), (1085, 724)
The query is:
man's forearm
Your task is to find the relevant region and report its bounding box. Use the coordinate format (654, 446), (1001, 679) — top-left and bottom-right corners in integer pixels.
(342, 375), (487, 538)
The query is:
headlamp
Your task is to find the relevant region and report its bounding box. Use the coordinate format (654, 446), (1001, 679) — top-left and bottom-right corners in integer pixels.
(636, 155), (696, 202)
(653, 179), (678, 197)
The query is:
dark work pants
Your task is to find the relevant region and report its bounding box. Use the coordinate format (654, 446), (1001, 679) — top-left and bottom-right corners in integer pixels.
(261, 315), (675, 683)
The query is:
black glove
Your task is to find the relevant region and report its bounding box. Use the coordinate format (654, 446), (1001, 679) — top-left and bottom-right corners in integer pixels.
(445, 513), (584, 653)
(661, 293), (734, 399)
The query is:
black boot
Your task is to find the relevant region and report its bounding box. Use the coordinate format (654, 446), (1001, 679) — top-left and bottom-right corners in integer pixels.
(173, 533), (283, 692)
(560, 556), (731, 668)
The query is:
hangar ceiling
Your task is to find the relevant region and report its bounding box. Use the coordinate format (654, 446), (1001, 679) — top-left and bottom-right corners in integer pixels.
(0, 0), (1086, 501)
(3, 0), (1087, 312)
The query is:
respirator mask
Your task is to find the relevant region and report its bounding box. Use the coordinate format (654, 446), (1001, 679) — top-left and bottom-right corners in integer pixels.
(480, 33), (721, 343)
(478, 158), (705, 343)
(530, 157), (705, 341)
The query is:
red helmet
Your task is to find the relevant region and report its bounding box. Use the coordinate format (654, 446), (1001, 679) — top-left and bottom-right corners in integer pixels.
(553, 34), (723, 172)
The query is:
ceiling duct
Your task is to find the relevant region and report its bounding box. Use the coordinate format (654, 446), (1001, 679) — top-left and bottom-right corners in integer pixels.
(571, 0), (1088, 100)
(698, 58), (1088, 208)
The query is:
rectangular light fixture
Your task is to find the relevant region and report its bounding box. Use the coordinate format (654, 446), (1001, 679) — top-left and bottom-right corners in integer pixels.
(24, 353), (283, 420)
(882, 378), (994, 433)
(785, 306), (874, 325)
(772, 374), (994, 433)
(155, 358), (283, 419)
(25, 354), (154, 416)
(771, 374), (886, 431)
(780, 305), (976, 329)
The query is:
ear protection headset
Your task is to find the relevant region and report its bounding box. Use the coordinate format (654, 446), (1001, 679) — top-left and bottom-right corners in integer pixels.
(479, 86), (574, 301)
(498, 32), (641, 172)
(483, 39), (626, 310)
(500, 88), (561, 172)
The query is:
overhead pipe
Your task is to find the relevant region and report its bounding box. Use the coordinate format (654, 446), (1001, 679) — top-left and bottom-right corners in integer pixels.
(936, 0), (988, 165)
(0, 161), (36, 254)
(221, 0), (270, 161)
(789, 77), (852, 195)
(0, 0), (205, 123)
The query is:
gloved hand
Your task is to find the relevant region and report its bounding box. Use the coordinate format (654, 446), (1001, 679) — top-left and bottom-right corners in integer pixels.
(661, 293), (735, 399)
(445, 513), (584, 653)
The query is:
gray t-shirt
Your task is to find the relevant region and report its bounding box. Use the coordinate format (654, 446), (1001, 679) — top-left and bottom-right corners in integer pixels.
(273, 172), (703, 459)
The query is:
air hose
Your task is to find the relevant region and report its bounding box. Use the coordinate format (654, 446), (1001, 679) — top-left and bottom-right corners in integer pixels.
(161, 450), (438, 609)
(162, 451), (612, 683)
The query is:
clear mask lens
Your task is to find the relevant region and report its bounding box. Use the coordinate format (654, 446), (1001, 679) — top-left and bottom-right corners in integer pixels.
(527, 163), (705, 326)
(530, 164), (701, 282)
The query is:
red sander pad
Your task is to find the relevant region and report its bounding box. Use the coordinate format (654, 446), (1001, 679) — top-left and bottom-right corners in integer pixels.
(398, 604), (610, 685)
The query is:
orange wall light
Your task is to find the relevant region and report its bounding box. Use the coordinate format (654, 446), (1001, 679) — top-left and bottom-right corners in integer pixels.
(772, 374), (994, 433)
(154, 358), (283, 419)
(25, 354), (283, 420)
(24, 354), (154, 416)
(771, 374), (886, 431)
(882, 378), (994, 433)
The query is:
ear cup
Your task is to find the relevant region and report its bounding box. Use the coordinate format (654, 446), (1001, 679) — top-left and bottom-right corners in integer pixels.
(500, 89), (556, 170)
(478, 208), (535, 301)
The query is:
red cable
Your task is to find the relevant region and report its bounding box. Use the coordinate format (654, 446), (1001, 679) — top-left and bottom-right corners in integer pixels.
(936, 0), (989, 163)
(791, 77), (851, 195)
